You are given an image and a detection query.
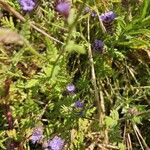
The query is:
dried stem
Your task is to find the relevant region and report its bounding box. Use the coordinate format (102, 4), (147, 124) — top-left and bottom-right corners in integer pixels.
(133, 123), (150, 150)
(87, 15), (108, 146)
(127, 133), (132, 150)
(97, 143), (119, 150)
(133, 123), (145, 150)
(87, 16), (101, 124)
(98, 81), (109, 145)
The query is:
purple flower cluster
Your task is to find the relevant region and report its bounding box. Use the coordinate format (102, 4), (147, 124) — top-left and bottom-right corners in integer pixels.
(66, 83), (75, 93)
(74, 100), (84, 108)
(31, 127), (43, 144)
(18, 0), (35, 11)
(48, 136), (65, 150)
(55, 0), (71, 18)
(100, 11), (116, 23)
(84, 7), (91, 14)
(92, 39), (104, 53)
(100, 11), (116, 34)
(31, 132), (65, 150)
(84, 8), (116, 22)
(84, 7), (97, 17)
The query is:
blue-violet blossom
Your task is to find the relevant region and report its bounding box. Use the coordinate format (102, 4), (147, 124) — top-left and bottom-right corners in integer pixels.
(92, 39), (104, 52)
(84, 7), (97, 17)
(55, 1), (71, 18)
(19, 0), (35, 11)
(48, 136), (64, 150)
(100, 11), (116, 23)
(84, 7), (91, 14)
(74, 100), (84, 108)
(31, 127), (43, 144)
(66, 83), (75, 93)
(91, 11), (97, 17)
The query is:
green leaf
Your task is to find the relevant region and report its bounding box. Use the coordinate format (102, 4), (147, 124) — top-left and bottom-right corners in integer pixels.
(105, 116), (117, 128)
(128, 29), (150, 35)
(67, 9), (76, 25)
(66, 41), (86, 54)
(6, 129), (17, 139)
(141, 16), (150, 27)
(51, 65), (60, 79)
(111, 110), (119, 120)
(1, 16), (15, 30)
(118, 143), (126, 150)
(142, 0), (150, 18)
(105, 110), (119, 128)
(111, 0), (121, 2)
(130, 38), (150, 48)
(132, 116), (142, 124)
(74, 44), (86, 54)
(25, 79), (39, 88)
(0, 141), (6, 149)
(45, 37), (58, 62)
(20, 20), (31, 40)
(65, 40), (75, 52)
(43, 65), (52, 76)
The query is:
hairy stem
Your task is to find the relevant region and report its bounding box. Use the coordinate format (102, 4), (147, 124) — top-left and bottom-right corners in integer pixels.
(3, 78), (15, 150)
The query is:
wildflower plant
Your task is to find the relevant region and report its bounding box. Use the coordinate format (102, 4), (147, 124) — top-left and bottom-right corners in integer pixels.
(74, 100), (84, 108)
(48, 136), (65, 150)
(30, 127), (43, 144)
(100, 11), (116, 23)
(18, 0), (36, 11)
(66, 83), (76, 93)
(0, 0), (150, 150)
(55, 0), (71, 18)
(92, 39), (104, 53)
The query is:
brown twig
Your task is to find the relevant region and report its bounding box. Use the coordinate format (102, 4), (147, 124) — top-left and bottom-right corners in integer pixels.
(97, 143), (119, 150)
(87, 16), (101, 124)
(133, 123), (150, 150)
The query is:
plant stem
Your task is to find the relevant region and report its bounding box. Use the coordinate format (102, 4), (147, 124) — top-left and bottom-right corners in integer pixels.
(87, 16), (101, 123)
(2, 78), (15, 150)
(87, 15), (109, 146)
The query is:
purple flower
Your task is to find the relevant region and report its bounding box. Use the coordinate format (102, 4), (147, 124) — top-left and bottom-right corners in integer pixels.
(92, 39), (104, 53)
(48, 136), (64, 150)
(55, 1), (71, 18)
(91, 11), (97, 17)
(84, 7), (91, 14)
(100, 11), (116, 23)
(66, 83), (75, 93)
(83, 7), (97, 17)
(19, 0), (35, 11)
(74, 100), (84, 108)
(30, 127), (43, 144)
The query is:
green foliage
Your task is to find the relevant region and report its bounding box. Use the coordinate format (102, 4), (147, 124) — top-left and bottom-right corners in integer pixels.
(105, 110), (119, 128)
(0, 0), (150, 149)
(66, 40), (86, 54)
